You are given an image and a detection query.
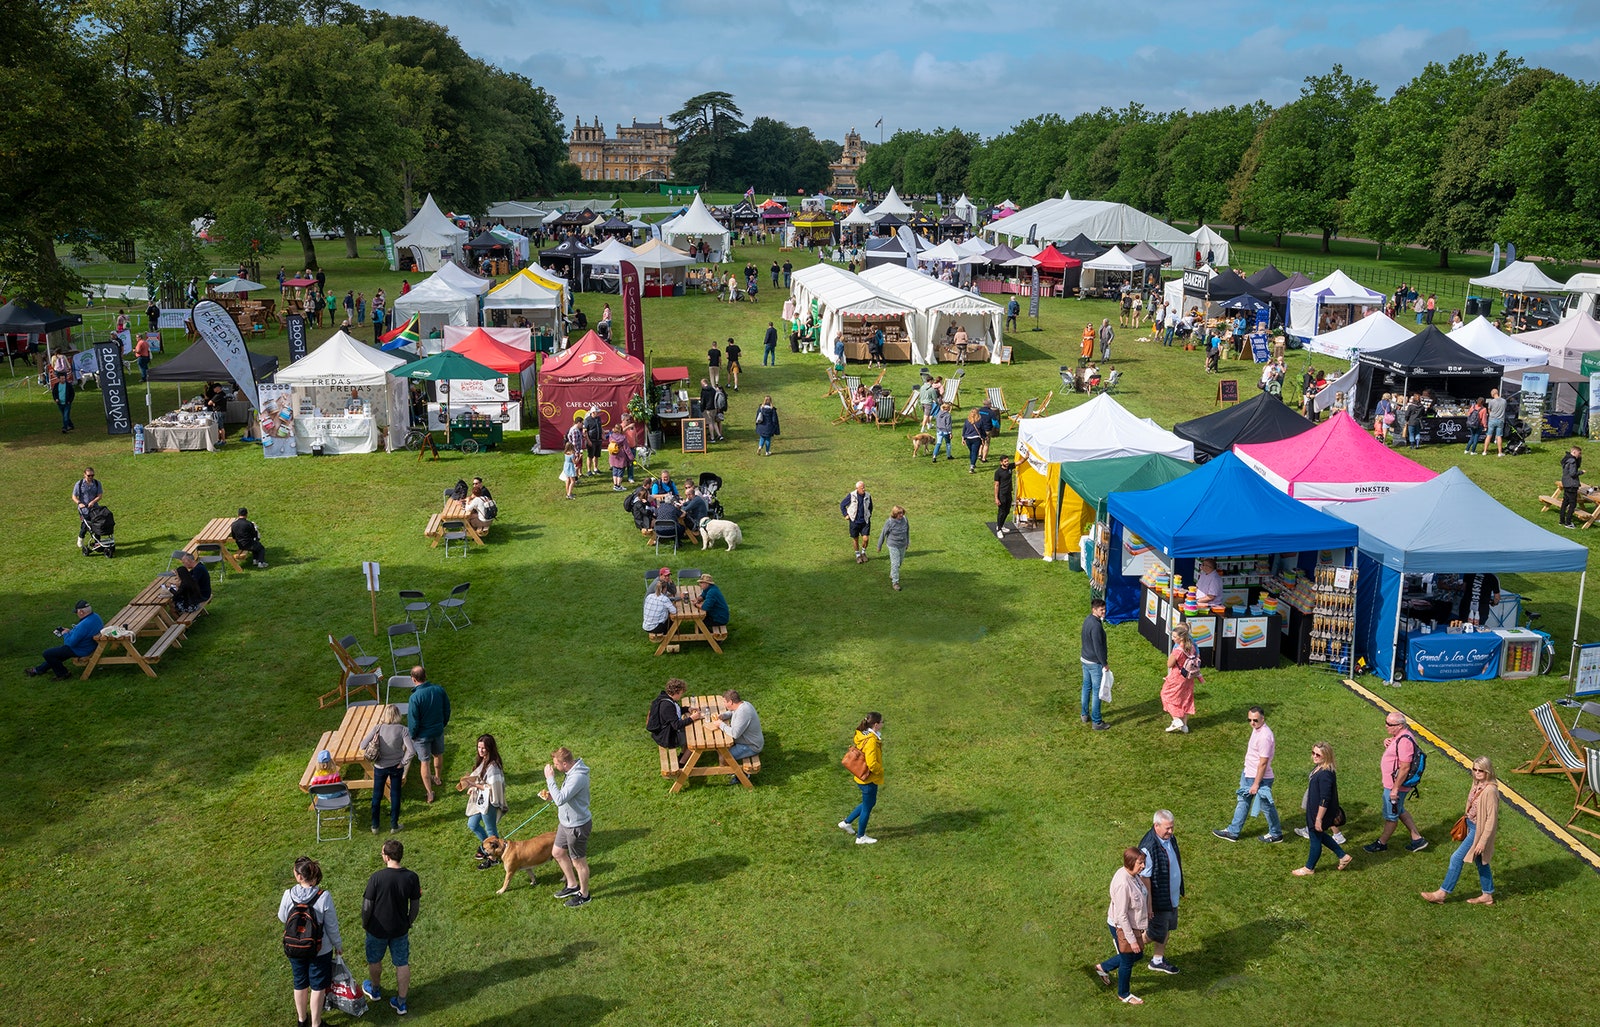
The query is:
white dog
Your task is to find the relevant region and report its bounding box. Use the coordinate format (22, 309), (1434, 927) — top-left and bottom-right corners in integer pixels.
(699, 518), (743, 550)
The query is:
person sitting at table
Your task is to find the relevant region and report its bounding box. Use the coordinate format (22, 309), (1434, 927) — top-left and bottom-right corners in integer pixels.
(26, 599), (102, 679)
(643, 579), (677, 638)
(464, 483), (495, 531)
(1084, 361), (1101, 392)
(654, 493), (683, 541)
(647, 678), (702, 752)
(651, 472), (679, 498)
(712, 689), (764, 761)
(308, 749), (342, 789)
(1193, 558), (1225, 605)
(646, 566), (678, 598)
(680, 484), (710, 536)
(695, 573), (729, 631)
(625, 487), (656, 535)
(231, 507), (267, 569)
(170, 551), (212, 613)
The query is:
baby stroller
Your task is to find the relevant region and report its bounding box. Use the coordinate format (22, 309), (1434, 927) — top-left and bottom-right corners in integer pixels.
(81, 505), (115, 558)
(697, 472), (725, 521)
(1504, 419), (1533, 456)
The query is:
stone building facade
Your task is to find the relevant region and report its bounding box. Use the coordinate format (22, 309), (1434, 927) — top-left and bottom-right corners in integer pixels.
(567, 117), (677, 182)
(830, 128), (867, 196)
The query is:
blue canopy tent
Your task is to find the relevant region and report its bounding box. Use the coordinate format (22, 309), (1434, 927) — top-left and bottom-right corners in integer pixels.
(1332, 466), (1589, 682)
(1103, 452), (1358, 625)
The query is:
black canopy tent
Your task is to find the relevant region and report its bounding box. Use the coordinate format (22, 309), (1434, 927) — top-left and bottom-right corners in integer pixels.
(1123, 241), (1173, 267)
(0, 299), (83, 371)
(1173, 390), (1315, 462)
(463, 231), (510, 259)
(596, 215), (634, 239)
(539, 237), (599, 291)
(1246, 264), (1288, 290)
(1353, 327), (1504, 421)
(1056, 233), (1106, 260)
(143, 341), (278, 422)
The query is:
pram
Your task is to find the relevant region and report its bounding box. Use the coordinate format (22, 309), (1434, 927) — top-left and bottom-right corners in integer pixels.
(697, 472), (725, 521)
(81, 505), (115, 558)
(1504, 418), (1533, 456)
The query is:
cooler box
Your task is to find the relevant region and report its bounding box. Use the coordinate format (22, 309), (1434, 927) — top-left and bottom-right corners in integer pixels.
(1495, 628), (1542, 680)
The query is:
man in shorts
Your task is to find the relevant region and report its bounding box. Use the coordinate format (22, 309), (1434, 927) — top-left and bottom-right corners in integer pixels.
(840, 480), (873, 564)
(406, 667), (450, 804)
(1484, 388), (1507, 457)
(1363, 712), (1428, 854)
(724, 338), (741, 390)
(361, 839), (421, 1016)
(543, 747), (593, 907)
(1139, 810), (1184, 975)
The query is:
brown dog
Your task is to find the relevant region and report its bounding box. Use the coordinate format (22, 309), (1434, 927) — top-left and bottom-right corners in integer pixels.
(908, 431), (935, 457)
(482, 831), (557, 894)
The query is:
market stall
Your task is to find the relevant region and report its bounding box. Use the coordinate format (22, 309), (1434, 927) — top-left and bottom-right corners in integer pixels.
(1173, 391), (1313, 462)
(1512, 314), (1600, 372)
(628, 240), (698, 296)
(1026, 245), (1082, 296)
(535, 330), (644, 451)
(1352, 327), (1503, 445)
(1080, 246), (1148, 298)
(391, 194), (469, 273)
(1106, 452), (1361, 670)
(1014, 394), (1195, 562)
(1304, 312), (1414, 362)
(1448, 315), (1548, 369)
(660, 194), (730, 262)
(1287, 270), (1384, 341)
(439, 327), (538, 431)
(1333, 467), (1588, 682)
(1235, 411), (1436, 507)
(788, 264), (917, 363)
(144, 343), (278, 425)
(273, 330), (408, 454)
(389, 275), (477, 342)
(859, 264), (1005, 364)
(1061, 454), (1194, 583)
(483, 266), (568, 342)
(392, 349), (508, 449)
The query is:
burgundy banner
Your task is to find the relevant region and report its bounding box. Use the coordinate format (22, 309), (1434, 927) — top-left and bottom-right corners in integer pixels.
(619, 260), (644, 361)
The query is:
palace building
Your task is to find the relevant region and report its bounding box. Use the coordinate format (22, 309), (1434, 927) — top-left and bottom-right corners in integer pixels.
(830, 128), (867, 197)
(567, 117), (677, 182)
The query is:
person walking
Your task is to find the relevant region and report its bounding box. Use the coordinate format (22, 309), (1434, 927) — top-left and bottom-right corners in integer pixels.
(48, 348), (77, 433)
(1363, 711), (1428, 854)
(754, 395), (779, 455)
(133, 332), (151, 382)
(278, 856), (342, 1027)
(762, 321), (778, 366)
(1463, 397), (1487, 455)
(841, 480), (873, 563)
(463, 734), (507, 868)
(1484, 388), (1507, 456)
(1294, 742), (1353, 876)
(1560, 444), (1584, 527)
(1080, 598), (1110, 730)
(1006, 296), (1020, 332)
(877, 505), (910, 591)
(993, 455), (1015, 536)
(962, 409), (984, 473)
(1092, 848), (1150, 1005)
(932, 402), (954, 463)
(839, 712), (884, 845)
(1099, 318), (1114, 361)
(707, 340), (722, 389)
(405, 666), (449, 805)
(1138, 811), (1184, 975)
(542, 747), (594, 906)
(1421, 756), (1500, 906)
(357, 705), (414, 834)
(1161, 625), (1201, 734)
(360, 839), (421, 1016)
(1213, 706), (1282, 843)
(72, 466), (102, 549)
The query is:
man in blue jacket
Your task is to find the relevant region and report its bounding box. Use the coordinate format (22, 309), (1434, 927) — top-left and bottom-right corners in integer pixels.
(406, 666), (450, 804)
(28, 600), (103, 679)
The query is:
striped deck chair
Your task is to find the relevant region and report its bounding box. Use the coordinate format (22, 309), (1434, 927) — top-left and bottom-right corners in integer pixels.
(1515, 702), (1588, 795)
(1568, 747), (1600, 840)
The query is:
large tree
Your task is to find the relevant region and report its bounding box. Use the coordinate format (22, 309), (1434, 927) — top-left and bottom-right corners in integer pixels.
(966, 114), (1073, 206)
(669, 91), (745, 188)
(1161, 104), (1267, 227)
(1494, 75), (1600, 262)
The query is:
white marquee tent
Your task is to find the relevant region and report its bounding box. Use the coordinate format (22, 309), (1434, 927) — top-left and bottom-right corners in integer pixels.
(1469, 260), (1568, 294)
(430, 262), (494, 296)
(951, 194), (979, 226)
(1448, 316), (1549, 369)
(390, 275), (478, 340)
(1190, 225), (1230, 267)
(981, 194), (1195, 264)
(274, 330), (409, 453)
(860, 264), (1005, 364)
(393, 194), (469, 272)
(486, 201), (549, 230)
(839, 204), (875, 229)
(788, 264), (916, 364)
(866, 186), (915, 220)
(1287, 270), (1384, 340)
(1305, 311), (1414, 361)
(660, 194), (730, 261)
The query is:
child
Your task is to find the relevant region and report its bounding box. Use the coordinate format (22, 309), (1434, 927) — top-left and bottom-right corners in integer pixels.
(560, 444), (578, 499)
(307, 749), (341, 810)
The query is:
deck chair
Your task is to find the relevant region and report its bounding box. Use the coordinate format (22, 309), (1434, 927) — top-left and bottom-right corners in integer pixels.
(869, 366), (888, 390)
(985, 386), (1008, 415)
(1007, 397), (1039, 427)
(845, 375), (861, 395)
(1030, 390), (1055, 419)
(833, 389), (857, 425)
(874, 390), (900, 427)
(942, 374), (963, 409)
(1568, 747), (1600, 840)
(1514, 702), (1588, 794)
(322, 635), (362, 709)
(825, 366), (845, 398)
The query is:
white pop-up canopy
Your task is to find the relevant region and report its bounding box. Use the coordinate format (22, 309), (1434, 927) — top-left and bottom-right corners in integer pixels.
(275, 330), (409, 452)
(860, 263), (1005, 364)
(1190, 225), (1230, 267)
(660, 194), (730, 261)
(1287, 270), (1384, 340)
(430, 262), (494, 295)
(788, 264), (916, 363)
(1512, 315), (1600, 371)
(840, 204), (875, 228)
(1305, 311), (1414, 361)
(866, 186), (915, 219)
(1448, 316), (1549, 369)
(391, 275), (478, 340)
(1469, 260), (1567, 293)
(628, 239), (697, 270)
(981, 194), (1195, 264)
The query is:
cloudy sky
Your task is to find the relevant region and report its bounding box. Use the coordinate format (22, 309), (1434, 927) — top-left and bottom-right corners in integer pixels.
(369, 0), (1599, 142)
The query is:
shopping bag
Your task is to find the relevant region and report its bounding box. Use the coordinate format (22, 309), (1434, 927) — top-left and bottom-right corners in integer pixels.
(324, 955), (369, 1017)
(1098, 668), (1114, 704)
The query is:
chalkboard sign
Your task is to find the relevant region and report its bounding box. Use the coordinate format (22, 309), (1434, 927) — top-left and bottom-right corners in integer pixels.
(681, 417), (707, 453)
(1218, 379), (1239, 405)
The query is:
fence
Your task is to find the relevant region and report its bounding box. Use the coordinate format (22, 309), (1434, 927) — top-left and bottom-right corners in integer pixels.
(1229, 247), (1476, 320)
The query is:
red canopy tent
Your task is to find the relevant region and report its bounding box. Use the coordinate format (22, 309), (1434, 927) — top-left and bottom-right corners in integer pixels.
(1028, 245), (1081, 272)
(447, 328), (537, 372)
(536, 331), (644, 449)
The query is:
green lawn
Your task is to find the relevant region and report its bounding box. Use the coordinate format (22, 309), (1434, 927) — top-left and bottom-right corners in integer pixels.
(2, 239), (1595, 1026)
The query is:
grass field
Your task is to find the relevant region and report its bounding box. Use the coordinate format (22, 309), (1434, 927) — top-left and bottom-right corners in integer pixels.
(2, 238), (1596, 1026)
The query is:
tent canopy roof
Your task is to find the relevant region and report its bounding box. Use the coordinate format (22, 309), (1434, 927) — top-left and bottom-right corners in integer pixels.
(1200, 269), (1266, 302)
(859, 264), (1004, 316)
(277, 330), (406, 387)
(1123, 241), (1174, 265)
(484, 266), (566, 309)
(395, 194), (468, 245)
(866, 186), (915, 218)
(1246, 264), (1287, 289)
(1263, 271), (1313, 298)
(1029, 245), (1081, 271)
(1173, 391), (1314, 460)
(429, 262), (494, 295)
(1082, 246), (1146, 272)
(1332, 466), (1587, 572)
(1235, 411), (1435, 496)
(1059, 453), (1194, 522)
(1109, 452), (1358, 557)
(1358, 326), (1502, 377)
(662, 194), (731, 242)
(390, 275), (476, 315)
(1290, 269), (1383, 305)
(1305, 312), (1415, 360)
(984, 199), (1193, 262)
(1469, 260), (1567, 292)
(1016, 393), (1194, 465)
(541, 238), (598, 259)
(539, 330), (643, 383)
(1448, 316), (1549, 368)
(446, 328), (537, 373)
(1056, 233), (1106, 259)
(0, 299), (81, 333)
(1510, 315), (1600, 371)
(791, 263), (915, 318)
(626, 239), (698, 269)
(145, 342), (277, 384)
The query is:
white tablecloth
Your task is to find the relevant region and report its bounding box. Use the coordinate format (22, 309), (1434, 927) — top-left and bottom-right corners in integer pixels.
(146, 418), (218, 452)
(294, 414), (379, 454)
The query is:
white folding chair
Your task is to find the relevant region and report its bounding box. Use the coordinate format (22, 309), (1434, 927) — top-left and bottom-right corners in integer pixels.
(436, 583), (471, 631)
(310, 782), (353, 842)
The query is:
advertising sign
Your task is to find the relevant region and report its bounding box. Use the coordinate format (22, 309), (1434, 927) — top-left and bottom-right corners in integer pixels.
(1520, 371), (1550, 443)
(95, 340), (132, 435)
(620, 260), (644, 361)
(191, 300), (260, 410)
(286, 313), (308, 362)
(258, 382), (298, 459)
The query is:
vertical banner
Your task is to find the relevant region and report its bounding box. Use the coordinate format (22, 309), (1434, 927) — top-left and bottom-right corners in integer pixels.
(381, 229), (398, 271)
(1028, 268), (1041, 320)
(1588, 372), (1600, 440)
(898, 225), (918, 269)
(258, 382), (298, 459)
(191, 300), (261, 410)
(1520, 370), (1550, 443)
(286, 313), (308, 362)
(95, 341), (132, 436)
(619, 259), (644, 362)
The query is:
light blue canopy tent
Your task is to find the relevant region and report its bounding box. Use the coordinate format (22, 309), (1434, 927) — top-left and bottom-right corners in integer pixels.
(1332, 467), (1589, 681)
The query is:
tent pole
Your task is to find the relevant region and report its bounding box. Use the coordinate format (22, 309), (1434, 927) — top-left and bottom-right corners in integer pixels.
(1571, 569), (1587, 679)
(1389, 575), (1405, 684)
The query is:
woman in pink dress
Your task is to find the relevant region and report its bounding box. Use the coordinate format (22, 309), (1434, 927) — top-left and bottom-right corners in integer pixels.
(1161, 625), (1201, 734)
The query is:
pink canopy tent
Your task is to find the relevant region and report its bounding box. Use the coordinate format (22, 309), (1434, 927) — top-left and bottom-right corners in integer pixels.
(1234, 411), (1436, 506)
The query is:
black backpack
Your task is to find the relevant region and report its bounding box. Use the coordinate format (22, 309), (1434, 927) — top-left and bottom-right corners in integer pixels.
(450, 479), (468, 501)
(481, 499), (498, 521)
(281, 888), (324, 959)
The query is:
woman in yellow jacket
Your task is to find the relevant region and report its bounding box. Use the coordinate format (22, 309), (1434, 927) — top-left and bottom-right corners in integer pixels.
(1421, 755), (1500, 905)
(839, 712), (883, 845)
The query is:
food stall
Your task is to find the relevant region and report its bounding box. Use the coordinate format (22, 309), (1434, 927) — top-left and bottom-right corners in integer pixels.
(144, 343), (279, 430)
(1105, 452), (1360, 671)
(273, 330), (408, 454)
(1352, 327), (1503, 445)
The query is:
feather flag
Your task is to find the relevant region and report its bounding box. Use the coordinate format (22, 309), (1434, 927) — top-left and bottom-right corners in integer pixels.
(379, 313), (420, 351)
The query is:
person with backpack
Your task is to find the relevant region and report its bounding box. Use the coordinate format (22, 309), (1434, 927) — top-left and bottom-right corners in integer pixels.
(647, 678), (703, 754)
(278, 855), (342, 1027)
(582, 407), (604, 476)
(1363, 712), (1429, 854)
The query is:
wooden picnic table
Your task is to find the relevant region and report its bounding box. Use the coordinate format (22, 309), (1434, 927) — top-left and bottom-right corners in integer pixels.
(652, 584), (725, 656)
(1538, 483), (1600, 528)
(77, 602), (188, 679)
(299, 702), (405, 792)
(661, 694), (760, 793)
(425, 498), (488, 548)
(187, 516), (247, 573)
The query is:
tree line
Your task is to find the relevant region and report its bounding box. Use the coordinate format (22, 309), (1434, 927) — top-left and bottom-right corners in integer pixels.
(667, 92), (841, 197)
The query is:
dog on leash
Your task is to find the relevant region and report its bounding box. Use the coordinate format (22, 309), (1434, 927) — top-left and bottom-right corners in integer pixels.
(700, 518), (743, 550)
(908, 431), (935, 457)
(482, 831), (557, 894)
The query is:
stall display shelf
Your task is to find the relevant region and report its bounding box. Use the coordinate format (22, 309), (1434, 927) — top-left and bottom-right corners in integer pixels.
(1494, 628), (1543, 679)
(1307, 563), (1358, 669)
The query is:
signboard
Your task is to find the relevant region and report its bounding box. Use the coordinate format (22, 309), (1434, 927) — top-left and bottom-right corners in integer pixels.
(191, 300), (261, 410)
(95, 341), (132, 436)
(1144, 589), (1159, 624)
(1575, 642), (1600, 695)
(157, 308), (190, 330)
(1520, 371), (1550, 443)
(1120, 529), (1161, 576)
(286, 314), (308, 362)
(1407, 632), (1502, 681)
(1182, 268), (1209, 293)
(1589, 372), (1600, 441)
(258, 382), (298, 459)
(681, 417), (707, 453)
(1234, 616), (1270, 650)
(1249, 332), (1271, 363)
(1218, 379), (1239, 405)
(428, 391), (520, 432)
(1029, 268), (1041, 319)
(1186, 616), (1217, 648)
(619, 259), (644, 361)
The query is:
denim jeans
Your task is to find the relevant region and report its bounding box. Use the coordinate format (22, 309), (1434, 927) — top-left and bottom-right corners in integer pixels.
(1464, 430), (1484, 453)
(467, 806), (500, 843)
(1305, 827), (1346, 869)
(757, 434), (772, 453)
(845, 782), (878, 837)
(729, 742), (759, 760)
(1227, 775), (1281, 836)
(967, 440), (981, 469)
(371, 764), (403, 831)
(886, 545), (905, 585)
(1099, 924), (1144, 997)
(35, 644), (78, 678)
(1408, 423), (1421, 448)
(1440, 820), (1494, 894)
(933, 432), (952, 460)
(1080, 662), (1104, 724)
(763, 344), (775, 365)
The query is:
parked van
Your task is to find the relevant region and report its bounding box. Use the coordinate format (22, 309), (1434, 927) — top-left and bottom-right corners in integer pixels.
(1564, 273), (1600, 322)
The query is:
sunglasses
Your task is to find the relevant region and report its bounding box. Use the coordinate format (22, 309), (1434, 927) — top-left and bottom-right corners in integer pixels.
(1248, 717), (1263, 724)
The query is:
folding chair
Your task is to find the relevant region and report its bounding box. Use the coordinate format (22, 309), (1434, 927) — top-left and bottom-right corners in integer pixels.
(1570, 701), (1600, 745)
(1514, 702), (1588, 794)
(387, 622), (423, 671)
(1568, 747), (1600, 840)
(164, 550), (189, 573)
(310, 782), (353, 842)
(1102, 369), (1122, 394)
(386, 674), (418, 706)
(678, 568), (701, 583)
(985, 386), (1008, 415)
(1006, 397), (1039, 427)
(653, 521), (681, 554)
(845, 376), (861, 395)
(194, 542), (225, 582)
(436, 583), (471, 631)
(399, 589), (432, 632)
(441, 518), (469, 558)
(344, 671), (382, 707)
(338, 635), (383, 675)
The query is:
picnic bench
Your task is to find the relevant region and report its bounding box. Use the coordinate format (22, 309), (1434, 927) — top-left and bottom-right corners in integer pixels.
(299, 702), (407, 792)
(425, 498), (489, 547)
(186, 516), (246, 574)
(650, 584), (726, 655)
(77, 601), (188, 679)
(1537, 482), (1600, 528)
(659, 694), (761, 792)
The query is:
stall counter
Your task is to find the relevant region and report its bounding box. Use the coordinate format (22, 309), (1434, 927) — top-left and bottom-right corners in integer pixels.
(293, 413), (380, 455)
(1401, 630), (1503, 681)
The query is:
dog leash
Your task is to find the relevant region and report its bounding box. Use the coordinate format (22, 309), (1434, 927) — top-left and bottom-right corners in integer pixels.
(499, 801), (552, 840)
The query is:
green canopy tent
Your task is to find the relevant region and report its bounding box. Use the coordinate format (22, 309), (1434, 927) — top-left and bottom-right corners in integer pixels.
(390, 351), (502, 381)
(1056, 453), (1196, 559)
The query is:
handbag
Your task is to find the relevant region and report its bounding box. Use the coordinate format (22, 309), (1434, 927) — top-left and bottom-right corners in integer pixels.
(1098, 668), (1114, 704)
(1383, 412), (1396, 425)
(1450, 815), (1469, 842)
(360, 730), (381, 763)
(841, 744), (869, 780)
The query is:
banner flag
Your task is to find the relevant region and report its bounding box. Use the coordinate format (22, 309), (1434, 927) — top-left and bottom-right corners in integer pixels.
(258, 382), (297, 459)
(380, 314), (421, 351)
(1029, 269), (1041, 319)
(286, 313), (308, 362)
(191, 300), (261, 410)
(95, 341), (132, 435)
(619, 260), (644, 361)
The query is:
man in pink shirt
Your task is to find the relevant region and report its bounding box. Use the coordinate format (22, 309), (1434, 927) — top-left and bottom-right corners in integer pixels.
(1213, 706), (1283, 842)
(1362, 712), (1429, 853)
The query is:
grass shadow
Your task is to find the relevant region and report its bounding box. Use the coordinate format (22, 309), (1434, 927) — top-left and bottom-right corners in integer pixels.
(1191, 916), (1298, 987)
(1486, 855), (1588, 895)
(874, 807), (993, 839)
(599, 853), (749, 899)
(755, 742), (828, 785)
(427, 941), (598, 1003)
